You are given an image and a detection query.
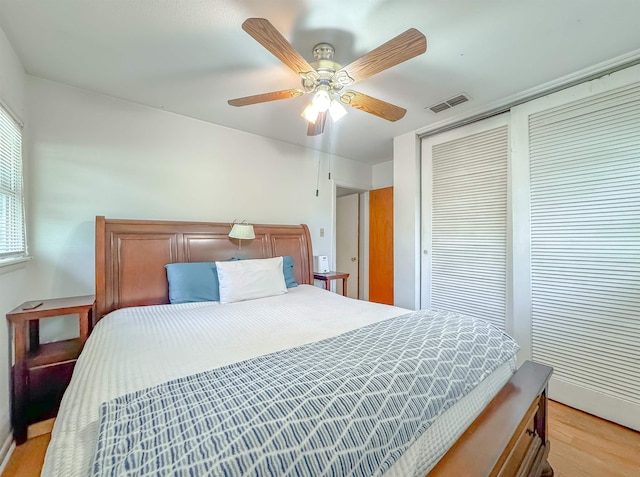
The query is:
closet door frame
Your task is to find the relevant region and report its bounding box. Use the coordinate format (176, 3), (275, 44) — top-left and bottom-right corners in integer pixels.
(511, 63), (640, 430)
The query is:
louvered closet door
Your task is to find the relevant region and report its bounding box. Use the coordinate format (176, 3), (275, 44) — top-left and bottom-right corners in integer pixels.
(528, 82), (640, 431)
(421, 116), (508, 329)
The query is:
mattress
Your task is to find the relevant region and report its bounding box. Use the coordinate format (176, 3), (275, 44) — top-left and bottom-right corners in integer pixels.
(42, 285), (515, 477)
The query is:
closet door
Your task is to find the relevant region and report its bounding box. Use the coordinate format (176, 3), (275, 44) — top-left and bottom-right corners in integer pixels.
(515, 70), (640, 430)
(421, 115), (509, 329)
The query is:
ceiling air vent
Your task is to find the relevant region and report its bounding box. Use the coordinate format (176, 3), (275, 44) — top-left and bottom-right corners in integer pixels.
(427, 93), (470, 113)
(429, 102), (451, 113)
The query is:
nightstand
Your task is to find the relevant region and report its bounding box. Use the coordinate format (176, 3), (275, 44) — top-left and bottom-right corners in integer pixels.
(6, 295), (94, 444)
(314, 271), (350, 297)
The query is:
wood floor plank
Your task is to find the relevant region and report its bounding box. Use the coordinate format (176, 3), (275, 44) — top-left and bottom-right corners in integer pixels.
(2, 400), (639, 476)
(1, 434), (49, 477)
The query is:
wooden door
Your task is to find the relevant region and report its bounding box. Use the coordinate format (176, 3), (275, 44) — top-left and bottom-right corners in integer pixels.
(369, 187), (394, 304)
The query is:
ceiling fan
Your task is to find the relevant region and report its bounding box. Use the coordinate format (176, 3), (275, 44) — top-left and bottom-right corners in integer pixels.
(228, 18), (427, 136)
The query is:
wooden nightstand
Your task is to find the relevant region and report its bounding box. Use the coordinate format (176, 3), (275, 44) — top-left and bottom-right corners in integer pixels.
(314, 271), (350, 297)
(6, 295), (94, 444)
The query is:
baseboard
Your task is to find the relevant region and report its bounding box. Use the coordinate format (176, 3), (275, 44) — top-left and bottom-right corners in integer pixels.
(0, 432), (15, 475)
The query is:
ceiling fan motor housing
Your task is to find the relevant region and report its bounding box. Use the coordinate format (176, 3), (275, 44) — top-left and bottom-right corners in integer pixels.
(302, 43), (349, 94)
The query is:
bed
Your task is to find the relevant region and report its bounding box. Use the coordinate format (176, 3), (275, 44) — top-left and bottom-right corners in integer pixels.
(41, 216), (553, 477)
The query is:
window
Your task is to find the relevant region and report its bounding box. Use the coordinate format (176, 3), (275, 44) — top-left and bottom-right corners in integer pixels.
(0, 103), (26, 261)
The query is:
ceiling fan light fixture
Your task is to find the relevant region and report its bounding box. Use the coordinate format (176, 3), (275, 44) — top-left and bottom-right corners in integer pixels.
(329, 99), (347, 122)
(301, 103), (320, 123)
(312, 90), (331, 112)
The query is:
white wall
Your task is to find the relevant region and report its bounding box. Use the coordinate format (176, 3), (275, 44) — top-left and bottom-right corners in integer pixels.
(0, 26), (29, 463)
(392, 132), (421, 310)
(26, 76), (373, 341)
(372, 161), (393, 189)
(329, 156), (372, 191)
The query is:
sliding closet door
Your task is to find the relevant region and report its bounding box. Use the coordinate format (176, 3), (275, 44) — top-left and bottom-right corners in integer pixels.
(514, 69), (640, 431)
(421, 115), (508, 329)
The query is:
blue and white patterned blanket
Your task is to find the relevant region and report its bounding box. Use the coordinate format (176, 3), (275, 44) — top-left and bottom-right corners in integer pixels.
(91, 310), (519, 477)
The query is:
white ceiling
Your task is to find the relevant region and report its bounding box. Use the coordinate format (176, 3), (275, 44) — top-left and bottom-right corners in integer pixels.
(1, 0), (639, 165)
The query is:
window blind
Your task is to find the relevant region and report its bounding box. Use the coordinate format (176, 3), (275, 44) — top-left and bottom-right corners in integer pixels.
(429, 126), (508, 329)
(0, 104), (25, 259)
(529, 83), (640, 408)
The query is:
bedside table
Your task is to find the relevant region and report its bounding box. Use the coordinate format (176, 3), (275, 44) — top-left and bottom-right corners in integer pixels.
(314, 271), (350, 297)
(6, 295), (94, 444)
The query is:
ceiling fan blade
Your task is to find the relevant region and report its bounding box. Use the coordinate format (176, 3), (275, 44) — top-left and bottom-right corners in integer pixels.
(334, 28), (426, 85)
(307, 111), (328, 136)
(340, 90), (406, 121)
(242, 18), (315, 77)
(228, 89), (303, 107)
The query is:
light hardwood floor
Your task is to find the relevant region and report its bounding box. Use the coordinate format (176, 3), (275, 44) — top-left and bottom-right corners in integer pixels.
(547, 401), (640, 476)
(2, 401), (639, 477)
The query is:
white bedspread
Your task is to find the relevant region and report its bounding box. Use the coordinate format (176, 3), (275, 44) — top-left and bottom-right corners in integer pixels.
(42, 285), (513, 477)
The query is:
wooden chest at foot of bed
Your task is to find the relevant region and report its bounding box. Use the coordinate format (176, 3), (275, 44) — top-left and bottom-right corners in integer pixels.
(429, 361), (553, 477)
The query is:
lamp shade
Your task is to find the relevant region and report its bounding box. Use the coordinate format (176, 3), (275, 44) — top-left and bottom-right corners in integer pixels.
(302, 103), (320, 123)
(228, 223), (255, 240)
(329, 100), (347, 122)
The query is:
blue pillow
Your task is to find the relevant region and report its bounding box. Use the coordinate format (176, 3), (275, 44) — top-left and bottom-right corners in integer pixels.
(282, 255), (298, 288)
(165, 262), (220, 304)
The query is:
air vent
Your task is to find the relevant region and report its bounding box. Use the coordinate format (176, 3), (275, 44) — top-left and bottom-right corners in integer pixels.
(429, 103), (451, 113)
(446, 94), (469, 106)
(427, 93), (471, 113)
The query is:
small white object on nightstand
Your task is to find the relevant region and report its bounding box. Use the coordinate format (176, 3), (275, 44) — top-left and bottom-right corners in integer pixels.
(313, 255), (329, 273)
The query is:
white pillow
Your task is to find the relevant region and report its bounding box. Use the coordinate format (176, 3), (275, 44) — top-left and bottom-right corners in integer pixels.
(215, 257), (287, 304)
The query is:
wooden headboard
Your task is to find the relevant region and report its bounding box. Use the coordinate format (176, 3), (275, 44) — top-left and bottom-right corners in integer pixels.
(95, 216), (314, 321)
